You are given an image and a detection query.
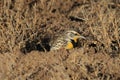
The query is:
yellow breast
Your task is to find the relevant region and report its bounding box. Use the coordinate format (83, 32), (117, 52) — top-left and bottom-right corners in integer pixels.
(65, 41), (74, 49)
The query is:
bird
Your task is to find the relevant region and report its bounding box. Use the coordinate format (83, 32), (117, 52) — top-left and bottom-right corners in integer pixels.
(50, 30), (85, 51)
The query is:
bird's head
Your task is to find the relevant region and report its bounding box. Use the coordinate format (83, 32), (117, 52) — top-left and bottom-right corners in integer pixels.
(65, 30), (85, 42)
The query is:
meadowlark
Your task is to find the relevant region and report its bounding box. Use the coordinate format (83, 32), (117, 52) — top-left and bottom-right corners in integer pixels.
(50, 30), (85, 51)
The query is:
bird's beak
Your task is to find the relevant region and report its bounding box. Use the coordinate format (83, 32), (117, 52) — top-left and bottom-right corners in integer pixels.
(79, 36), (86, 39)
(74, 35), (86, 43)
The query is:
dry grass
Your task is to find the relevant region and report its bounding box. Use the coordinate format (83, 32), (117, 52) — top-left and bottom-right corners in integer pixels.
(0, 0), (120, 80)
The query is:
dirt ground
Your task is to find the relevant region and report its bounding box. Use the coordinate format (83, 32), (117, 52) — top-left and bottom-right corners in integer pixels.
(0, 0), (120, 80)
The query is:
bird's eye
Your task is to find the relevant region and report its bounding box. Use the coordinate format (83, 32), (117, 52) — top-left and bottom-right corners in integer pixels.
(74, 33), (78, 35)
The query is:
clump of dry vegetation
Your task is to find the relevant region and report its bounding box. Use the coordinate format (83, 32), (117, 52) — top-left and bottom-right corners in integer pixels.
(0, 0), (120, 80)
